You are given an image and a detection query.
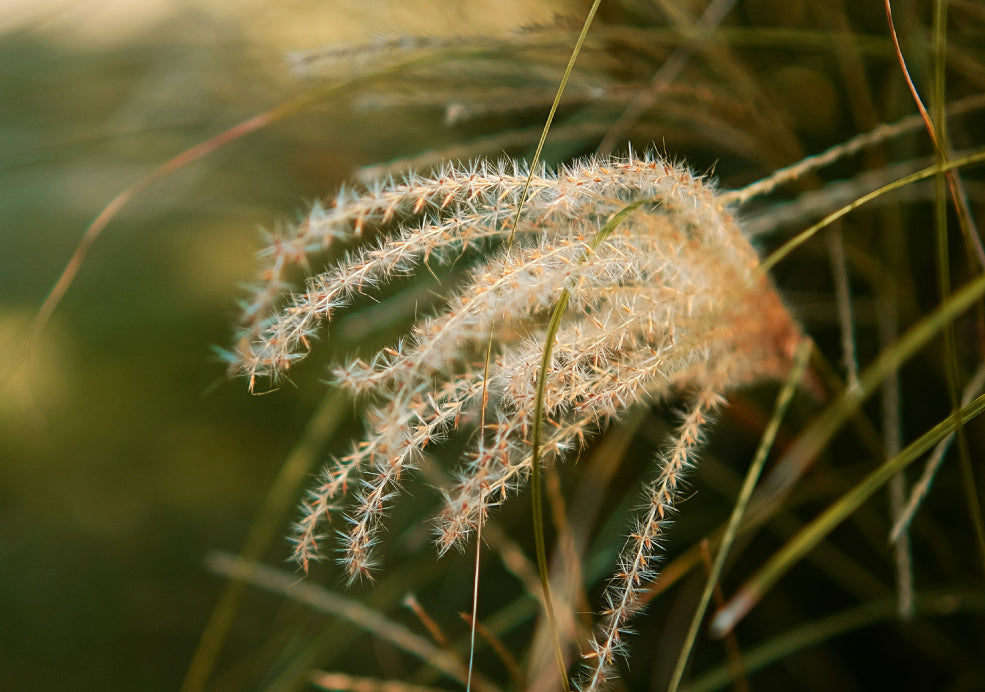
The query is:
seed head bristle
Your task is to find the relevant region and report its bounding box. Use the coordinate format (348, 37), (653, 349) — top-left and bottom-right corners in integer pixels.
(231, 150), (801, 687)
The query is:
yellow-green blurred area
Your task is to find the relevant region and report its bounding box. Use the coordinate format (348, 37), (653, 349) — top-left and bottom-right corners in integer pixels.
(0, 2), (574, 690)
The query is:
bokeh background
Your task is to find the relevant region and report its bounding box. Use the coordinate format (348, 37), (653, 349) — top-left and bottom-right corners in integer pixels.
(3, 2), (984, 691)
(0, 2), (577, 690)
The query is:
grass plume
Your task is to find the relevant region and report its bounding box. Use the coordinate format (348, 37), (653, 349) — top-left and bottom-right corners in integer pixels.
(227, 149), (802, 687)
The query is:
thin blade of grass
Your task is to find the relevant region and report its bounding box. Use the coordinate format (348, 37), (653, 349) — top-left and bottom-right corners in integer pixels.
(22, 85), (334, 384)
(529, 196), (647, 691)
(17, 42), (508, 387)
(723, 94), (985, 208)
(206, 553), (499, 692)
(506, 0), (602, 246)
(926, 0), (985, 575)
(492, 6), (604, 690)
(689, 591), (985, 692)
(181, 392), (348, 692)
(597, 0), (739, 155)
(757, 148), (985, 276)
(711, 385), (985, 636)
(460, 611), (524, 690)
(884, 0), (984, 266)
(668, 338), (813, 692)
(748, 267), (985, 527)
(892, 361), (985, 542)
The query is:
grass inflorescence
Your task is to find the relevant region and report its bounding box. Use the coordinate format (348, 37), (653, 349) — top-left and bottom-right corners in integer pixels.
(12, 2), (985, 692)
(226, 149), (803, 687)
(208, 3), (985, 691)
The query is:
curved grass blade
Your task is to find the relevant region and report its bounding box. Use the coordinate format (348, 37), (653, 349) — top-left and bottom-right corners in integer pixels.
(689, 591), (985, 692)
(668, 339), (813, 692)
(712, 382), (985, 636)
(181, 392), (349, 692)
(529, 197), (647, 691)
(205, 553), (499, 691)
(757, 148), (985, 276)
(476, 5), (604, 690)
(16, 42), (511, 387)
(506, 0), (602, 246)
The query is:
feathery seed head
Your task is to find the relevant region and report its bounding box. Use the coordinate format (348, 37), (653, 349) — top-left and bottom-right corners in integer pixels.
(230, 150), (801, 684)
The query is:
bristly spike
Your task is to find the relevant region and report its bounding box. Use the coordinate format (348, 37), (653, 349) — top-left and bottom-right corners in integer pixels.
(229, 150), (801, 688)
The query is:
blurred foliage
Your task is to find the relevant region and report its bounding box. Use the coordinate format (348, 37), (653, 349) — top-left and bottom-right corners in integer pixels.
(2, 1), (984, 691)
(0, 2), (575, 689)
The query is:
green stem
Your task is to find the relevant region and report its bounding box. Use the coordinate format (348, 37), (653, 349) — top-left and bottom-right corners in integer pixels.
(668, 339), (813, 692)
(712, 386), (985, 636)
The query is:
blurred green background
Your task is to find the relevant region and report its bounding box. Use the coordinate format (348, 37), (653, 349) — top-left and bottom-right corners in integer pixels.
(0, 2), (575, 690)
